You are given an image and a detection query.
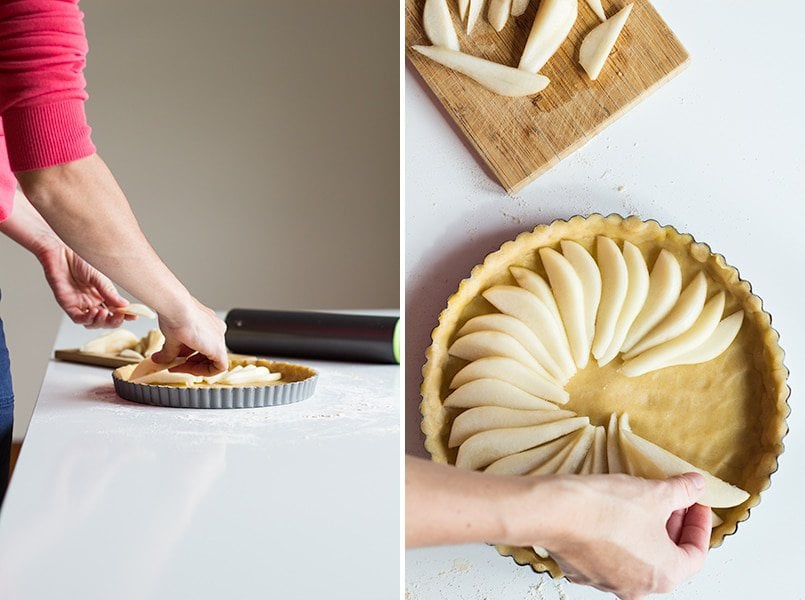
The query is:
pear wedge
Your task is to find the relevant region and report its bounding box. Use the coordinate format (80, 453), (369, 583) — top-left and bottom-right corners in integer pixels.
(510, 266), (564, 332)
(444, 378), (561, 411)
(80, 329), (140, 355)
(449, 405), (576, 447)
(619, 429), (750, 508)
(424, 0), (461, 51)
(579, 3), (633, 80)
(449, 330), (554, 379)
(518, 0), (578, 73)
(450, 356), (569, 404)
(579, 444), (595, 474)
(591, 425), (607, 474)
(560, 240), (601, 349)
(592, 237), (628, 361)
(485, 431), (578, 475)
(622, 250), (682, 353)
(466, 0), (487, 33)
(487, 0), (511, 30)
(583, 0), (606, 21)
(659, 311), (744, 369)
(622, 292), (725, 377)
(458, 0), (470, 20)
(555, 425), (596, 473)
(606, 412), (624, 473)
(456, 416), (589, 470)
(511, 0), (530, 16)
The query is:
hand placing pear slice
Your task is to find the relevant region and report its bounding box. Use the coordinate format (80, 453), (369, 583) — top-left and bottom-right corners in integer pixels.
(624, 271), (708, 358)
(592, 237), (628, 361)
(457, 314), (566, 382)
(449, 330), (560, 383)
(647, 311), (744, 371)
(423, 0), (460, 51)
(487, 0), (511, 31)
(622, 249), (683, 354)
(134, 371), (203, 387)
(485, 431), (578, 475)
(621, 292), (725, 377)
(450, 356), (569, 404)
(583, 0), (606, 21)
(509, 267), (564, 332)
(456, 415), (589, 470)
(619, 428), (750, 508)
(540, 248), (590, 368)
(560, 240), (601, 350)
(412, 46), (550, 97)
(449, 405), (576, 447)
(579, 3), (633, 80)
(599, 241), (649, 366)
(518, 0), (578, 73)
(445, 378), (562, 411)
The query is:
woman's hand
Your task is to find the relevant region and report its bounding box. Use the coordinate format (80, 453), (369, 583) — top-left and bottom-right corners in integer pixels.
(151, 300), (228, 376)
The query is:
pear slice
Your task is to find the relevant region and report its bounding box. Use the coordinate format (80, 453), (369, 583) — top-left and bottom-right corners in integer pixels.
(412, 46), (550, 97)
(621, 292), (725, 377)
(483, 286), (576, 379)
(450, 356), (569, 404)
(584, 0), (606, 21)
(619, 429), (750, 508)
(518, 0), (578, 73)
(622, 250), (683, 353)
(624, 272), (708, 358)
(80, 329), (140, 355)
(606, 412), (624, 473)
(599, 241), (649, 365)
(658, 311), (744, 369)
(579, 444), (595, 474)
(457, 314), (566, 382)
(449, 330), (555, 380)
(113, 303), (156, 319)
(540, 248), (590, 368)
(134, 370), (202, 386)
(555, 425), (596, 473)
(458, 0), (470, 20)
(592, 237), (628, 361)
(485, 431), (578, 475)
(487, 0), (511, 30)
(466, 0), (487, 33)
(444, 378), (561, 411)
(510, 267), (564, 332)
(424, 0), (461, 51)
(456, 416), (589, 470)
(711, 511), (724, 527)
(449, 405), (576, 447)
(579, 3), (633, 80)
(591, 425), (607, 473)
(119, 348), (145, 361)
(617, 413), (637, 475)
(527, 427), (590, 476)
(511, 0), (530, 15)
(560, 240), (601, 349)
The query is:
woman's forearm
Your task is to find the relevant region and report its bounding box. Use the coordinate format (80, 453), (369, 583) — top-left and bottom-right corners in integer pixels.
(0, 188), (61, 258)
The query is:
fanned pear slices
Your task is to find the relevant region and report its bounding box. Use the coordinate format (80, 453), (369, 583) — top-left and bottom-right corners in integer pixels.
(579, 3), (633, 80)
(485, 431), (578, 475)
(423, 0), (460, 50)
(620, 428), (750, 508)
(592, 237), (629, 361)
(449, 406), (576, 447)
(510, 267), (565, 333)
(456, 416), (590, 470)
(605, 412), (624, 473)
(661, 311), (744, 369)
(560, 240), (601, 350)
(518, 0), (578, 73)
(412, 46), (550, 97)
(450, 356), (569, 404)
(445, 378), (561, 411)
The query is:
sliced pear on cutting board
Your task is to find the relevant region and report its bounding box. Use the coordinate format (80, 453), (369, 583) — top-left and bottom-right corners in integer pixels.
(619, 428), (750, 508)
(599, 241), (649, 365)
(466, 0), (486, 33)
(510, 266), (564, 332)
(622, 291), (725, 377)
(445, 378), (562, 411)
(622, 249), (683, 353)
(487, 0), (511, 30)
(518, 0), (578, 73)
(511, 0), (530, 16)
(457, 314), (565, 383)
(412, 46), (550, 96)
(424, 0), (460, 50)
(659, 311), (744, 369)
(456, 416), (589, 470)
(449, 405), (576, 447)
(560, 240), (601, 349)
(485, 431), (579, 475)
(540, 248), (590, 369)
(483, 286), (576, 380)
(625, 271), (708, 358)
(449, 329), (559, 382)
(592, 237), (628, 361)
(458, 0), (470, 20)
(583, 0), (606, 21)
(579, 3), (633, 80)
(450, 356), (569, 404)
(80, 329), (140, 355)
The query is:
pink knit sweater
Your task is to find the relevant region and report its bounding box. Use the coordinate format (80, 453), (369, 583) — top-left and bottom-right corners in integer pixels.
(0, 0), (96, 221)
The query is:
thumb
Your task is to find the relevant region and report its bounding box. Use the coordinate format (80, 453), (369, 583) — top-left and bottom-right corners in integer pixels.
(663, 472), (706, 512)
(151, 337), (183, 364)
(96, 275), (128, 309)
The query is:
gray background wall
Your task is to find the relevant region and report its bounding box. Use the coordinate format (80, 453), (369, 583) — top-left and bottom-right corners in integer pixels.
(0, 0), (399, 439)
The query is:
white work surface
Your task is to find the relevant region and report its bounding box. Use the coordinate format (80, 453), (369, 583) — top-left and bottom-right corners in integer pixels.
(405, 1), (804, 598)
(0, 315), (400, 599)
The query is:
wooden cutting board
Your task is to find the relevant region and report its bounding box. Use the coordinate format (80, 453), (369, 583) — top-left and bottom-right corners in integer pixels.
(405, 0), (689, 194)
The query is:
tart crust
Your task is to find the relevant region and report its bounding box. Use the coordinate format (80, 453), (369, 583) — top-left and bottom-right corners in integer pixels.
(420, 214), (789, 578)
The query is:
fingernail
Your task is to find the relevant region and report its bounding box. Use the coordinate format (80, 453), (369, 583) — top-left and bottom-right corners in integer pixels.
(689, 473), (705, 490)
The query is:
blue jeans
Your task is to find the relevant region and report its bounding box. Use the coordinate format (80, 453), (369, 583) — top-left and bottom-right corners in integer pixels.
(0, 317), (14, 503)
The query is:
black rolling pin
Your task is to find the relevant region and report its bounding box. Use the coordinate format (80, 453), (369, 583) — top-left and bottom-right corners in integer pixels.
(225, 309), (400, 364)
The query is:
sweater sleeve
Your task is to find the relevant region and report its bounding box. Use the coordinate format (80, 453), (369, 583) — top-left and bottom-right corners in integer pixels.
(0, 0), (96, 172)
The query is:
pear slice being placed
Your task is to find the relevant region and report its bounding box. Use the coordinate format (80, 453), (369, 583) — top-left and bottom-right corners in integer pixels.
(487, 0), (511, 30)
(449, 330), (555, 380)
(449, 405), (576, 447)
(540, 248), (590, 368)
(625, 271), (708, 358)
(622, 249), (683, 353)
(412, 46), (550, 96)
(456, 416), (590, 470)
(424, 0), (460, 50)
(622, 292), (725, 377)
(592, 237), (628, 361)
(620, 429), (750, 508)
(579, 3), (633, 80)
(450, 356), (569, 404)
(510, 267), (564, 332)
(583, 0), (606, 21)
(518, 0), (578, 73)
(445, 378), (562, 411)
(485, 431), (579, 475)
(560, 240), (601, 350)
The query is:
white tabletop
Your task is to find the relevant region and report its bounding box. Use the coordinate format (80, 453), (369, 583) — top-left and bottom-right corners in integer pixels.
(0, 314), (400, 599)
(405, 1), (805, 598)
